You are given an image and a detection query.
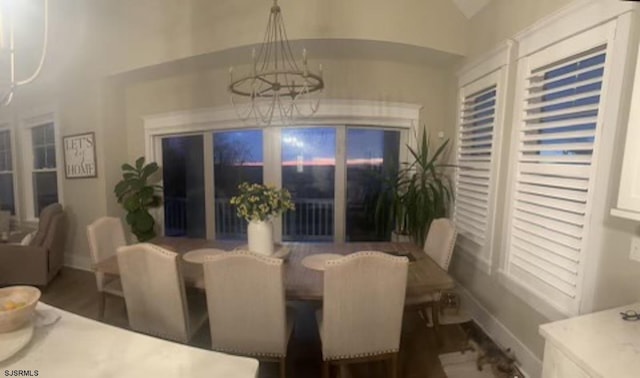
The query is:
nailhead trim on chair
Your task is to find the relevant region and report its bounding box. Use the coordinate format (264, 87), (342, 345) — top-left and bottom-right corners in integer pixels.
(325, 251), (408, 267)
(426, 218), (457, 271)
(203, 250), (283, 266)
(324, 348), (400, 361)
(212, 346), (286, 358)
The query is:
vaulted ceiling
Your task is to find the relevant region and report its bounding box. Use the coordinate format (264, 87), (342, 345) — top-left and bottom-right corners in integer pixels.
(451, 0), (492, 19)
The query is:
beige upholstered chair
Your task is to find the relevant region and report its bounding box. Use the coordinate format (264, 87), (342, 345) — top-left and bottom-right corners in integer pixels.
(86, 217), (127, 319)
(0, 210), (10, 235)
(117, 243), (208, 343)
(0, 203), (67, 286)
(319, 252), (408, 378)
(203, 251), (293, 378)
(405, 218), (457, 333)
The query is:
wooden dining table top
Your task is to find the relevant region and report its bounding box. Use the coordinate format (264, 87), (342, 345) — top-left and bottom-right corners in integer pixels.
(94, 237), (455, 301)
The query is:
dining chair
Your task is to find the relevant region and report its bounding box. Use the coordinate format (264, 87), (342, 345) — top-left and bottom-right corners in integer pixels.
(319, 251), (408, 378)
(87, 216), (127, 319)
(117, 243), (208, 343)
(405, 218), (457, 334)
(203, 251), (293, 378)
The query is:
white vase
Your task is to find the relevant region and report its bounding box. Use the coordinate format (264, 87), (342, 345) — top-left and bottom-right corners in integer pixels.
(247, 220), (274, 256)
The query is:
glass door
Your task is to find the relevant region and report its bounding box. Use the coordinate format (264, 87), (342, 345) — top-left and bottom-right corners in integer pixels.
(162, 135), (206, 237)
(346, 128), (401, 241)
(213, 130), (264, 240)
(281, 128), (336, 241)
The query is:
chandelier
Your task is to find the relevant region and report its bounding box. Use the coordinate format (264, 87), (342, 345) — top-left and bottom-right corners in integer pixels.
(228, 0), (324, 126)
(0, 0), (49, 106)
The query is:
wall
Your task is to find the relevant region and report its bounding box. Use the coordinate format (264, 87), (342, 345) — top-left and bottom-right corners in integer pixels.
(120, 57), (457, 163)
(450, 1), (640, 376)
(101, 0), (468, 74)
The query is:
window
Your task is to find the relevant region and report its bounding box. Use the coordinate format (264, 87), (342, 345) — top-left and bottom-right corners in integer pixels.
(162, 135), (206, 238)
(31, 123), (58, 217)
(503, 21), (617, 315)
(0, 130), (15, 215)
(454, 46), (511, 272)
(213, 130), (263, 239)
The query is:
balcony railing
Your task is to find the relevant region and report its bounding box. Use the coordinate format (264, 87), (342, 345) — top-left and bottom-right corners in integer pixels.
(164, 196), (334, 241)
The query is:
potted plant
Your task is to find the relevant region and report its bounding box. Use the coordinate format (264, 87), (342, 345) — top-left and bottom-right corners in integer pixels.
(374, 131), (453, 246)
(114, 157), (163, 242)
(230, 182), (295, 256)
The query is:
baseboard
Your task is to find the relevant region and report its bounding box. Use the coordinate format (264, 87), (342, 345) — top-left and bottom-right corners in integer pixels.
(456, 284), (542, 378)
(64, 253), (92, 271)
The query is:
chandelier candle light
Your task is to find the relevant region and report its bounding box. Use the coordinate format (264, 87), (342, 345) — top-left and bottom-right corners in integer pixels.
(230, 183), (295, 256)
(228, 0), (324, 126)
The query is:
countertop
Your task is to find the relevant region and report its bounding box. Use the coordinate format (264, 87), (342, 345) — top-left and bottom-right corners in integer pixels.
(539, 302), (640, 378)
(0, 303), (259, 378)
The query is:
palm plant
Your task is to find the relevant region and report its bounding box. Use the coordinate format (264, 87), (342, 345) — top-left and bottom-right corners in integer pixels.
(375, 131), (453, 246)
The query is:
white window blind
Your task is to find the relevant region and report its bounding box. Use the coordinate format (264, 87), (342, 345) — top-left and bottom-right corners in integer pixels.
(454, 71), (502, 263)
(506, 40), (608, 314)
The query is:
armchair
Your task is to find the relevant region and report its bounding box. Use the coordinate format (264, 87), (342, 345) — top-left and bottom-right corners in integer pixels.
(0, 203), (67, 286)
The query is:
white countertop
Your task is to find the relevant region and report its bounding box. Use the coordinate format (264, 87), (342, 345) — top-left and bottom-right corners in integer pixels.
(0, 303), (259, 378)
(539, 302), (640, 378)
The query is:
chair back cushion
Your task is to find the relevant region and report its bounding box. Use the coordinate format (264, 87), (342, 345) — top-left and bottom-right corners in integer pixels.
(43, 212), (67, 278)
(30, 203), (63, 247)
(203, 252), (287, 357)
(87, 217), (127, 290)
(117, 243), (190, 343)
(322, 252), (408, 360)
(0, 210), (10, 233)
(423, 218), (457, 271)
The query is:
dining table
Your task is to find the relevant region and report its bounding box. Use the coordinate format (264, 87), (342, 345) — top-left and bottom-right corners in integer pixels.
(94, 236), (455, 301)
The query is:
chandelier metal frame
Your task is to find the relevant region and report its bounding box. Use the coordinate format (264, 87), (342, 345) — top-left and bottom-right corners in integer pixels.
(0, 0), (49, 106)
(228, 0), (324, 126)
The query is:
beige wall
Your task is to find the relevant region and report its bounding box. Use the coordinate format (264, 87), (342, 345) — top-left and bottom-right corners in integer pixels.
(450, 0), (640, 368)
(466, 0), (574, 59)
(121, 57), (457, 161)
(102, 0), (468, 73)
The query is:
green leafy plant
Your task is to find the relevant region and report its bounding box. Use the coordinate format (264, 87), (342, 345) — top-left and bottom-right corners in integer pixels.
(114, 157), (163, 242)
(230, 182), (295, 222)
(374, 131), (453, 246)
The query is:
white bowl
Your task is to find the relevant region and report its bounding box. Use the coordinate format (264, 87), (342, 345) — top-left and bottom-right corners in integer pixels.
(0, 286), (41, 333)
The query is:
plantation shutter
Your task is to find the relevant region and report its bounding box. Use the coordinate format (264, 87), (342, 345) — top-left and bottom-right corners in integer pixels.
(454, 70), (502, 260)
(505, 29), (610, 314)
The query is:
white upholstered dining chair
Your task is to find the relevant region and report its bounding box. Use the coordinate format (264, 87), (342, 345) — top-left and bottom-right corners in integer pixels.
(117, 243), (208, 343)
(86, 216), (127, 319)
(203, 251), (293, 378)
(319, 251), (409, 378)
(405, 218), (457, 331)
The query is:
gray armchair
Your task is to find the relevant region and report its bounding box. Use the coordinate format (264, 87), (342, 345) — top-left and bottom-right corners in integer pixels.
(0, 203), (67, 286)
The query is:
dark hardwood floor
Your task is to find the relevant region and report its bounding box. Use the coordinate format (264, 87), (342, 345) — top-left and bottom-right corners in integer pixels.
(40, 267), (472, 378)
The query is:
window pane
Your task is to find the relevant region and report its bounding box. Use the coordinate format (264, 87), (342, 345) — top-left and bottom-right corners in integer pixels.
(33, 171), (58, 217)
(162, 135), (206, 238)
(33, 146), (46, 169)
(213, 130), (263, 240)
(0, 173), (15, 215)
(346, 129), (400, 241)
(44, 123), (55, 143)
(45, 145), (56, 168)
(0, 131), (10, 167)
(282, 128), (335, 241)
(32, 125), (45, 146)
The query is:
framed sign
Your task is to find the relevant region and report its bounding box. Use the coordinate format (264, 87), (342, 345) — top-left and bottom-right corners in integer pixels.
(63, 132), (97, 178)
